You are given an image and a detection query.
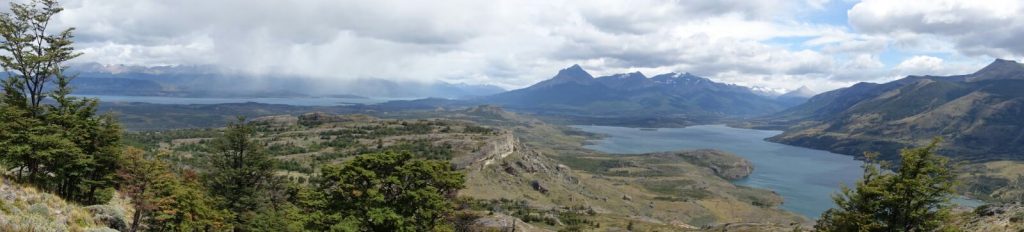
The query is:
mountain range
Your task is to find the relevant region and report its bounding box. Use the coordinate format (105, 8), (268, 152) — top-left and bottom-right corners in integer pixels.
(66, 63), (505, 99)
(758, 59), (1024, 161)
(477, 64), (792, 118)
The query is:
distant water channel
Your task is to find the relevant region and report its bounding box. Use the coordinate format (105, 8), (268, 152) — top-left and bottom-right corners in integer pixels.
(74, 95), (401, 106)
(573, 124), (983, 218)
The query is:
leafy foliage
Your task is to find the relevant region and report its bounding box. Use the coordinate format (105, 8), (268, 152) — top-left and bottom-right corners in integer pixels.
(0, 0), (121, 205)
(304, 151), (465, 231)
(119, 147), (231, 231)
(203, 117), (278, 229)
(816, 139), (958, 231)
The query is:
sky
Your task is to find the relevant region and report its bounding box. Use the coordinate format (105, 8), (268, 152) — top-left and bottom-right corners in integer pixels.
(42, 0), (1024, 93)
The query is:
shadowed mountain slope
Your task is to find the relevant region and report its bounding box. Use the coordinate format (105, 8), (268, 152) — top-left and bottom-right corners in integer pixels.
(481, 65), (787, 118)
(755, 59), (1024, 161)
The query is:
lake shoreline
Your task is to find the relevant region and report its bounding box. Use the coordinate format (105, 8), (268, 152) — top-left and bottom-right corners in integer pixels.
(573, 124), (988, 218)
(573, 124), (861, 218)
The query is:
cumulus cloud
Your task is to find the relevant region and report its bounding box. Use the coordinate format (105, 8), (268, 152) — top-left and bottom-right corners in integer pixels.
(849, 0), (1024, 58)
(46, 0), (847, 89)
(32, 0), (1016, 92)
(889, 55), (983, 79)
(893, 56), (945, 75)
(827, 54), (885, 81)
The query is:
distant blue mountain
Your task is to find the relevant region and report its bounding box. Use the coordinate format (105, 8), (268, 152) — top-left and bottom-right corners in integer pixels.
(65, 63), (505, 99)
(479, 65), (788, 117)
(775, 86), (817, 107)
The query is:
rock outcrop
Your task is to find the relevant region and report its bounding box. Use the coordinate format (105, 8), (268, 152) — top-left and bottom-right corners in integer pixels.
(651, 149), (754, 180)
(953, 203), (1024, 231)
(469, 212), (551, 232)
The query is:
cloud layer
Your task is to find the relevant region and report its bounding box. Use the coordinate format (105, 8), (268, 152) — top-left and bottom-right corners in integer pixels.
(850, 0), (1024, 57)
(46, 0), (1024, 91)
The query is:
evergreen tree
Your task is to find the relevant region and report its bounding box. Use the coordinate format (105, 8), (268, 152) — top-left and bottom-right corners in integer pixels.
(816, 139), (957, 232)
(204, 117), (275, 230)
(0, 0), (122, 205)
(240, 175), (307, 232)
(304, 151), (465, 231)
(47, 74), (123, 204)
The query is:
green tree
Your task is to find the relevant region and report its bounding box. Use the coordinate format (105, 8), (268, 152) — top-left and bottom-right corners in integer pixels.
(120, 147), (232, 232)
(204, 117), (275, 230)
(0, 0), (79, 115)
(47, 75), (123, 204)
(155, 170), (234, 232)
(304, 151), (465, 231)
(120, 147), (178, 232)
(243, 202), (306, 232)
(816, 139), (957, 232)
(0, 0), (122, 205)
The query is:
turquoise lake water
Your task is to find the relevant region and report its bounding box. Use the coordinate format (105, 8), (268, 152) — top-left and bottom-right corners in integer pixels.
(574, 124), (868, 218)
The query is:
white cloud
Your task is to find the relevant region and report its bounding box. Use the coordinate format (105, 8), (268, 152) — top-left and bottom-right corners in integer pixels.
(826, 54), (886, 81)
(48, 0), (850, 90)
(804, 0), (831, 10)
(889, 55), (983, 79)
(849, 0), (1024, 58)
(893, 56), (945, 75)
(32, 0), (1016, 92)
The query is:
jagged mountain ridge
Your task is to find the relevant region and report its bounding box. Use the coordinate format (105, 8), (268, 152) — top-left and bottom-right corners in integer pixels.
(481, 65), (788, 118)
(761, 59), (1024, 161)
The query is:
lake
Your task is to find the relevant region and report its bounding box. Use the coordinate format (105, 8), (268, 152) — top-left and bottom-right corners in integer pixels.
(574, 125), (860, 218)
(73, 94), (403, 106)
(573, 124), (980, 219)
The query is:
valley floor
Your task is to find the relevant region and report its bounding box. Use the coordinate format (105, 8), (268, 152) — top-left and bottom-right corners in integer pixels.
(102, 103), (1023, 231)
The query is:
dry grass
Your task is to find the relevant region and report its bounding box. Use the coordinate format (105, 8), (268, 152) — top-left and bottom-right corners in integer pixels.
(0, 176), (130, 231)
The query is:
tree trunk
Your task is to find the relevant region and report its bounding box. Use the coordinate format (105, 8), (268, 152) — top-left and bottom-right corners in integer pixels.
(129, 208), (143, 232)
(129, 186), (146, 232)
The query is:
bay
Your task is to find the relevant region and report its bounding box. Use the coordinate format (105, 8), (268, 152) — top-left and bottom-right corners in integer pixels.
(574, 124), (892, 218)
(574, 125), (985, 218)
